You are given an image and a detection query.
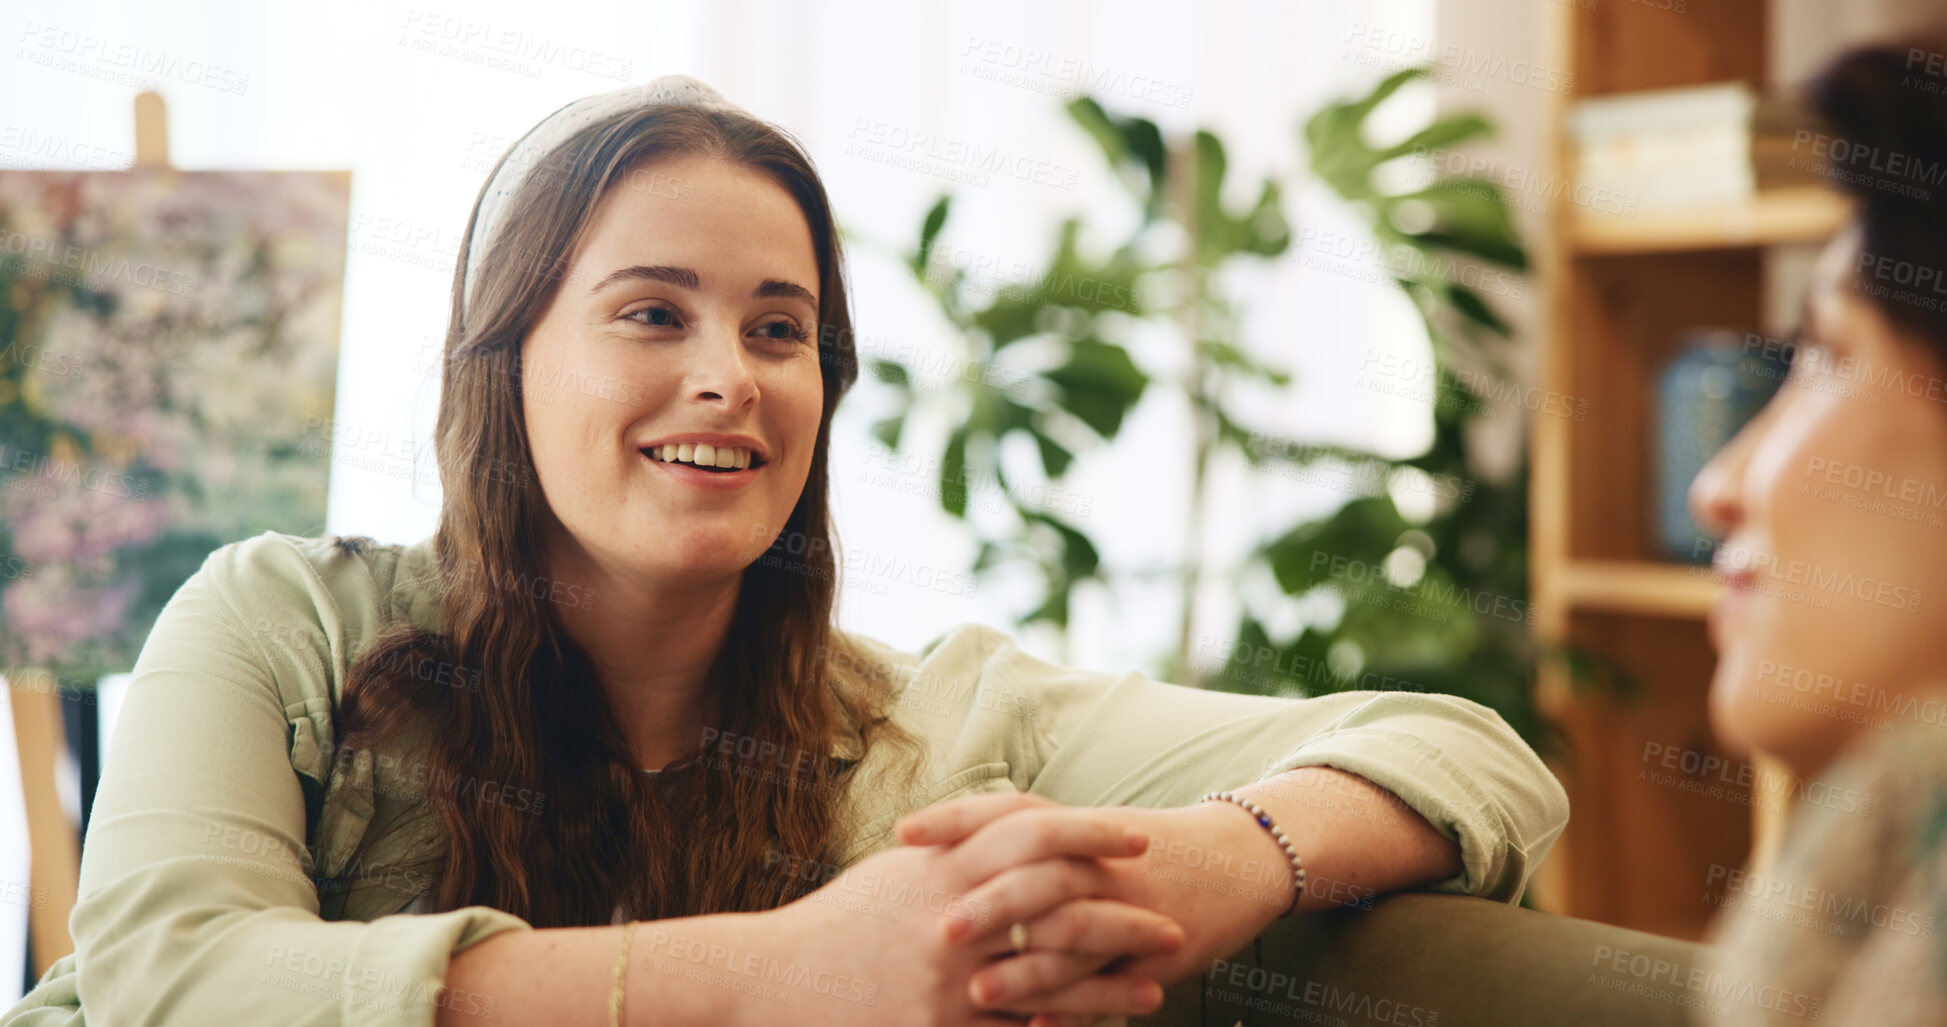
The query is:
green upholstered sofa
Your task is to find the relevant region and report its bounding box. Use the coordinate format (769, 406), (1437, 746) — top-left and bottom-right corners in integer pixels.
(1140, 893), (1709, 1027)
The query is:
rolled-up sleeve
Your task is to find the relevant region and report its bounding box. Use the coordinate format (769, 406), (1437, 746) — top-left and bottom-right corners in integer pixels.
(45, 541), (531, 1026)
(933, 623), (1568, 904)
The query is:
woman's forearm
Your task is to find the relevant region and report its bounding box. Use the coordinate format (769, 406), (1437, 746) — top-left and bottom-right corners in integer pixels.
(436, 911), (767, 1027)
(1117, 766), (1464, 975)
(1230, 765), (1464, 908)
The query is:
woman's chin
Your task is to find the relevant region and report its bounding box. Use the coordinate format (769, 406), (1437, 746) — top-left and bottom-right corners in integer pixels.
(1705, 678), (1758, 762)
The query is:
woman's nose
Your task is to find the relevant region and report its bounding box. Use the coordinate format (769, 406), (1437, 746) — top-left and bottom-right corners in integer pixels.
(689, 323), (760, 409)
(1689, 400), (1767, 541)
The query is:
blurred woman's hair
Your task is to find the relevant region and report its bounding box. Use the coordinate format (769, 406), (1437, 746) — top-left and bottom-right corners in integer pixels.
(330, 103), (923, 927)
(1807, 31), (1947, 350)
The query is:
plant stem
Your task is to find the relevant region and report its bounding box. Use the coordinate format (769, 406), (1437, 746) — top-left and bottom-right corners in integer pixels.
(1170, 142), (1211, 689)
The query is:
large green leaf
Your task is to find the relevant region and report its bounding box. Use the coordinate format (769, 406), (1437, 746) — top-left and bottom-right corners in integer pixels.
(1261, 495), (1411, 595)
(1377, 114), (1493, 162)
(1390, 179), (1527, 270)
(1042, 338), (1149, 438)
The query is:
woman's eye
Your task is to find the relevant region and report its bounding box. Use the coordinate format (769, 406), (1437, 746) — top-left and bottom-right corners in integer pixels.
(756, 319), (810, 345)
(623, 305), (681, 328)
(621, 307), (807, 346)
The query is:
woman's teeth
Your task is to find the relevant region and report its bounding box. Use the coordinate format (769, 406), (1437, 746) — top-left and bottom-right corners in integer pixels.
(646, 443), (754, 471)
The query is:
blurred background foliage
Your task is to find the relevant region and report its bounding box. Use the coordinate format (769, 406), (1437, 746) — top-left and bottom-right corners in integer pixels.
(867, 66), (1590, 755)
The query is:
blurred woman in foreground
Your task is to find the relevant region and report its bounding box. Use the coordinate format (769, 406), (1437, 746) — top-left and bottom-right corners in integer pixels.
(1688, 30), (1947, 1027)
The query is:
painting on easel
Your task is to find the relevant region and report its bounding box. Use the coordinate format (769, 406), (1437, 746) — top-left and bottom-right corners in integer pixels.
(0, 132), (351, 684)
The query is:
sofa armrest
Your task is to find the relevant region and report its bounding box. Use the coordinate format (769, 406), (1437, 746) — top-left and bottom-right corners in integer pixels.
(1138, 893), (1707, 1027)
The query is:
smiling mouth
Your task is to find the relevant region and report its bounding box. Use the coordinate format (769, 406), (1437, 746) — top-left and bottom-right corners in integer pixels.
(640, 447), (768, 473)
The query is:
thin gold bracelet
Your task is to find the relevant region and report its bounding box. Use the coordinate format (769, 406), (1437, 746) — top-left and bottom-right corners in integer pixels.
(609, 920), (639, 1027)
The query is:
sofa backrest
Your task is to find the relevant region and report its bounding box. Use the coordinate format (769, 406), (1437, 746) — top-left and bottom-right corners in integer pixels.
(1142, 892), (1709, 1027)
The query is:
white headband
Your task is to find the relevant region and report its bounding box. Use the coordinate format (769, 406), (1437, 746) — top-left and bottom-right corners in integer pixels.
(460, 73), (749, 324)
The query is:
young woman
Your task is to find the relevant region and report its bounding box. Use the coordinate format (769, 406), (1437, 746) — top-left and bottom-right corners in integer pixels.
(4, 75), (1567, 1027)
(1689, 34), (1947, 1027)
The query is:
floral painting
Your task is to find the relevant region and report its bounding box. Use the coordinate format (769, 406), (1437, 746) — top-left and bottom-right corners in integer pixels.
(0, 169), (350, 682)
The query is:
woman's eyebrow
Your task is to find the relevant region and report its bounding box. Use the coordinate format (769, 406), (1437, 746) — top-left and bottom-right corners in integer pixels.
(589, 264), (815, 306)
(590, 264), (697, 293)
(753, 278), (818, 307)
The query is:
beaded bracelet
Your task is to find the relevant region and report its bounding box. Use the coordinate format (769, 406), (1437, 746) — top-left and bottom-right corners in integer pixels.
(1199, 790), (1306, 918)
(609, 920), (640, 1027)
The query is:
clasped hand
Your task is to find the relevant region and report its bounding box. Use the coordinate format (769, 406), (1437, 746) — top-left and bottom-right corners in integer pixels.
(771, 792), (1239, 1027)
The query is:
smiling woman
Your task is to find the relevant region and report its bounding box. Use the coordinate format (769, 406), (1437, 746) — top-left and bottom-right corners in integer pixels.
(2, 75), (1567, 1027)
(1688, 33), (1947, 1026)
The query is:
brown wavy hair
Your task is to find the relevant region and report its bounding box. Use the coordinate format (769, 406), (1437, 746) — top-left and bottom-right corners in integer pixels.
(332, 101), (923, 928)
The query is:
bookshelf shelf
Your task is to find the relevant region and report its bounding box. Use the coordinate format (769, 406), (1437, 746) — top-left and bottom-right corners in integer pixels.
(1557, 560), (1722, 618)
(1569, 185), (1852, 255)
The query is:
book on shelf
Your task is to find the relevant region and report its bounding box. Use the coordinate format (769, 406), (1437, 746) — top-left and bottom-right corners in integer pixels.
(1569, 82), (1828, 212)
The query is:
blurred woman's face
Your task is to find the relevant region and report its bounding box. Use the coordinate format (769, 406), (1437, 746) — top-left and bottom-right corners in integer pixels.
(1691, 223), (1947, 777)
(520, 153), (825, 584)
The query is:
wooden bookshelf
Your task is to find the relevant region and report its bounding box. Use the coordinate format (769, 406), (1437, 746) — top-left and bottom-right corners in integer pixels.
(1556, 560), (1722, 619)
(1528, 0), (1843, 940)
(1569, 185), (1850, 255)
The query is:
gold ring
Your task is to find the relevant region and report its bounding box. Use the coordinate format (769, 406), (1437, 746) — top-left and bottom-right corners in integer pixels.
(1008, 920), (1030, 953)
